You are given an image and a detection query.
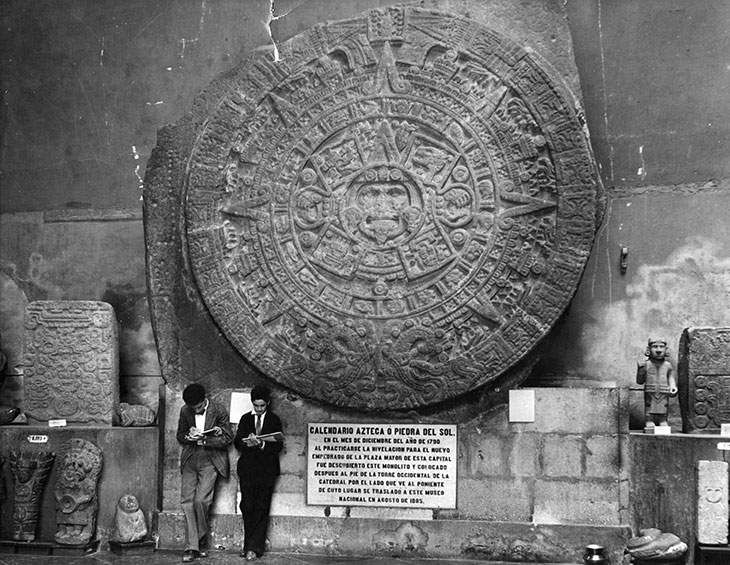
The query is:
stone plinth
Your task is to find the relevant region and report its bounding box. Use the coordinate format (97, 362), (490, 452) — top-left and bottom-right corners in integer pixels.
(159, 387), (631, 562)
(23, 301), (119, 425)
(631, 433), (730, 564)
(697, 460), (728, 545)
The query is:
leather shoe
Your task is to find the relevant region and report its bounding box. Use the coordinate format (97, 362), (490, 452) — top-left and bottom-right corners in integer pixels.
(245, 550), (258, 561)
(182, 550), (196, 562)
(198, 550), (209, 558)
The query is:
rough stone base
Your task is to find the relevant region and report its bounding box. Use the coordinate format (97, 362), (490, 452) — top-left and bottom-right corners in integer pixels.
(157, 511), (631, 564)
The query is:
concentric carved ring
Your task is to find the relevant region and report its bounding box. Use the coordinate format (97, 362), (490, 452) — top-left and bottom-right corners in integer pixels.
(183, 7), (602, 410)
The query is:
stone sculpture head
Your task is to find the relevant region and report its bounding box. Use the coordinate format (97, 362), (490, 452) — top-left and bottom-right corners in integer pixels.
(118, 494), (140, 513)
(646, 338), (668, 361)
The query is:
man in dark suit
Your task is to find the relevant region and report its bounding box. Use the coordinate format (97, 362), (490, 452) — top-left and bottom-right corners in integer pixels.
(234, 385), (284, 561)
(176, 383), (233, 562)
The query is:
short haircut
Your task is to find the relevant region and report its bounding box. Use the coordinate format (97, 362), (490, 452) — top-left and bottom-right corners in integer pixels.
(182, 383), (206, 405)
(251, 385), (271, 403)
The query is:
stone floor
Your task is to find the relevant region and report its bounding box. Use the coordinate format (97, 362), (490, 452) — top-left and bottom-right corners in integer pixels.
(0, 549), (580, 565)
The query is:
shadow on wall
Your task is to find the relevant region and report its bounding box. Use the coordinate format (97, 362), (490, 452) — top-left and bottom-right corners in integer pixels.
(580, 236), (730, 384)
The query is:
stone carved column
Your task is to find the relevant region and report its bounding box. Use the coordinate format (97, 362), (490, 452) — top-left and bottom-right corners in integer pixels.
(54, 438), (103, 545)
(9, 451), (56, 541)
(697, 460), (729, 544)
(679, 327), (730, 433)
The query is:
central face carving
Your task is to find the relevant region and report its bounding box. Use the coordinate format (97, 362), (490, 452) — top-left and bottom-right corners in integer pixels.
(179, 6), (601, 410)
(347, 169), (414, 246)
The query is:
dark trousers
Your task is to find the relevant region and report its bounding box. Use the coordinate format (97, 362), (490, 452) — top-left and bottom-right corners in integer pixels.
(181, 448), (217, 552)
(239, 479), (274, 556)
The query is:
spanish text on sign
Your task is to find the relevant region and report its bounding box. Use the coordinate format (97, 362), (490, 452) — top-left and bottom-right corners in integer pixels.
(307, 423), (457, 509)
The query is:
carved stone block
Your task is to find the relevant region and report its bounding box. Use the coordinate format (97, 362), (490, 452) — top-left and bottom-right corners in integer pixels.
(678, 327), (730, 433)
(9, 451), (55, 541)
(23, 301), (119, 425)
(145, 7), (603, 410)
(697, 460), (728, 544)
(54, 438), (103, 545)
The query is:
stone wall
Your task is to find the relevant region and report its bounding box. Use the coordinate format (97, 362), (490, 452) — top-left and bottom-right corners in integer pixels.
(157, 387), (631, 562)
(2, 0), (729, 414)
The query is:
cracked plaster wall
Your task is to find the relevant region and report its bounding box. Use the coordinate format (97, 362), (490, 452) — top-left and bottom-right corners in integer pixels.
(1, 0), (730, 409)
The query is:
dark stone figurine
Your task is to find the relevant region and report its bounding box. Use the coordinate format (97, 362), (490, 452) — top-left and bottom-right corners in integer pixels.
(9, 451), (56, 541)
(636, 337), (677, 432)
(111, 494), (148, 543)
(54, 438), (103, 545)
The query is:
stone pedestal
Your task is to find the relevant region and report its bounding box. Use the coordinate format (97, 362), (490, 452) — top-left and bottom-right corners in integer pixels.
(631, 433), (730, 565)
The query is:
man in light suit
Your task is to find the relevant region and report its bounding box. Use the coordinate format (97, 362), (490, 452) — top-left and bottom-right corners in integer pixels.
(234, 385), (284, 561)
(176, 383), (233, 562)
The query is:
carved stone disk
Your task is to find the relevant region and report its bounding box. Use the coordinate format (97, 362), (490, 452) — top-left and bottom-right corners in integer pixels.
(183, 7), (602, 410)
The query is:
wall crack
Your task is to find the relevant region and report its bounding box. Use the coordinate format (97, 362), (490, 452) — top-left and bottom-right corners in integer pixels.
(265, 0), (295, 61)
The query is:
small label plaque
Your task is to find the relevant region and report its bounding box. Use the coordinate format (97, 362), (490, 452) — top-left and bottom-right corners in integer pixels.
(307, 423), (457, 509)
(27, 435), (49, 443)
(48, 419), (67, 427)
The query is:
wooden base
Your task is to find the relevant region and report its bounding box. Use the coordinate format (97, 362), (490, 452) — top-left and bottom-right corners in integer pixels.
(0, 539), (99, 555)
(109, 539), (156, 555)
(696, 543), (730, 565)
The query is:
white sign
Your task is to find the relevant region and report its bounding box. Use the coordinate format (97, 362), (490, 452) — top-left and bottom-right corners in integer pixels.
(48, 419), (67, 427)
(27, 435), (48, 443)
(509, 389), (535, 422)
(229, 391), (253, 424)
(307, 423), (457, 509)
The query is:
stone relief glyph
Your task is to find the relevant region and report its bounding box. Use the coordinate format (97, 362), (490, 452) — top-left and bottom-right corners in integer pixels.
(169, 7), (601, 410)
(23, 301), (119, 424)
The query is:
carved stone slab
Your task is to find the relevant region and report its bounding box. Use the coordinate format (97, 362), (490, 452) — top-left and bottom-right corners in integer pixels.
(10, 451), (55, 541)
(54, 438), (103, 545)
(23, 301), (119, 424)
(148, 7), (602, 410)
(679, 327), (730, 433)
(697, 460), (728, 544)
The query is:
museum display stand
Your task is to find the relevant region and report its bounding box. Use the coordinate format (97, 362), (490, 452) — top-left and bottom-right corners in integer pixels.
(0, 425), (159, 554)
(630, 433), (730, 565)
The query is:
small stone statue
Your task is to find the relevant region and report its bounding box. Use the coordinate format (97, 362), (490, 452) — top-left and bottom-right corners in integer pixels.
(636, 337), (677, 432)
(111, 494), (148, 543)
(54, 438), (103, 545)
(626, 528), (687, 561)
(9, 451), (56, 541)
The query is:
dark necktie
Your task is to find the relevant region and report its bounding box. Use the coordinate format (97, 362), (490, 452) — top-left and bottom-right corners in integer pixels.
(256, 414), (262, 436)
